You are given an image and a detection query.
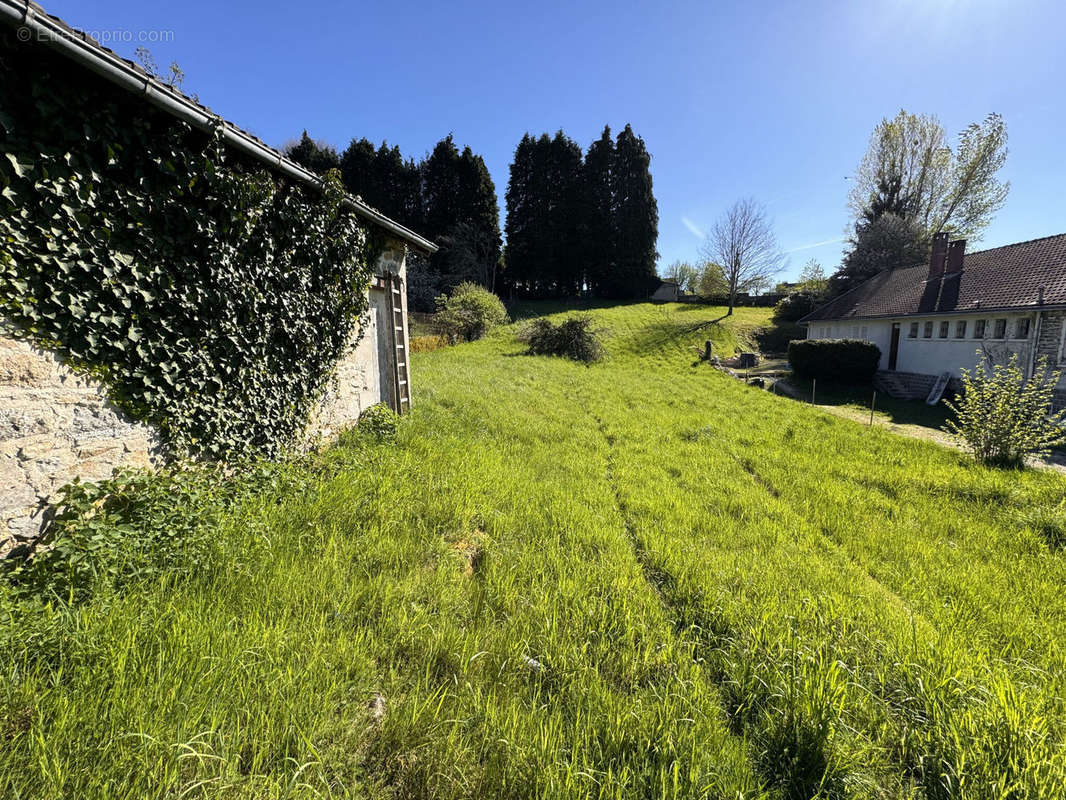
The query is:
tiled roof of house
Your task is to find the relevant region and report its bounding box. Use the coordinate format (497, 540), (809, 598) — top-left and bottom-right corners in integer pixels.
(801, 233), (1066, 323)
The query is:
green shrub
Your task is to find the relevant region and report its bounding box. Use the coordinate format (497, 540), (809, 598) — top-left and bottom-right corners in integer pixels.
(1, 463), (294, 603)
(434, 282), (509, 343)
(773, 293), (823, 323)
(523, 316), (604, 363)
(788, 339), (880, 383)
(944, 353), (1066, 469)
(356, 403), (400, 443)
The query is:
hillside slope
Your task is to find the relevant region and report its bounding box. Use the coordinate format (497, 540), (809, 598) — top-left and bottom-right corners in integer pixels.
(3, 302), (1065, 799)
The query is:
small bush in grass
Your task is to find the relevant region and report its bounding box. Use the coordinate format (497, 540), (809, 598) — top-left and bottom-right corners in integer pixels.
(944, 353), (1066, 468)
(355, 403), (400, 443)
(523, 316), (604, 362)
(788, 339), (880, 383)
(434, 282), (509, 343)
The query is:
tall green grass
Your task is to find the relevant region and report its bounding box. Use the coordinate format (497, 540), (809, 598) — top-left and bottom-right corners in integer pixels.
(1, 301), (1063, 798)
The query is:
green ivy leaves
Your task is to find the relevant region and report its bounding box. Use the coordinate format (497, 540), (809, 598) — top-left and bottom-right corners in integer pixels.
(0, 29), (380, 460)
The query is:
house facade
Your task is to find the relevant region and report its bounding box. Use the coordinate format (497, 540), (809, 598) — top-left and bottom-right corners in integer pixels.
(652, 280), (682, 301)
(800, 233), (1066, 403)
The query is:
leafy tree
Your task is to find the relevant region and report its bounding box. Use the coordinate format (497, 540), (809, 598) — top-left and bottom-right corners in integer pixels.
(696, 262), (729, 297)
(608, 124), (659, 298)
(284, 130), (340, 174)
(848, 110), (1009, 240)
(796, 259), (828, 295)
(830, 213), (927, 296)
(662, 260), (700, 293)
(945, 353), (1066, 468)
(699, 198), (781, 314)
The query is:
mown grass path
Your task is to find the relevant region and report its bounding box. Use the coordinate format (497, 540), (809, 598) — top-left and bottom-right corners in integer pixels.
(2, 303), (1064, 799)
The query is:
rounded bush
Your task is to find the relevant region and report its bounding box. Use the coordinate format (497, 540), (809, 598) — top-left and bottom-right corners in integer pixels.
(434, 282), (509, 343)
(356, 403), (400, 443)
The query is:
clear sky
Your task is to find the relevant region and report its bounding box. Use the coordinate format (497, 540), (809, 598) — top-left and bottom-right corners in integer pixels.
(46, 0), (1066, 281)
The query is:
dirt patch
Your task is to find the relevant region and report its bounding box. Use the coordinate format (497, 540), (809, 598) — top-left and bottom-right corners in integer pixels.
(451, 532), (485, 577)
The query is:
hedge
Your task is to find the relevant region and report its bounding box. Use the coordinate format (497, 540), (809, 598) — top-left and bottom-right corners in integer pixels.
(788, 339), (881, 383)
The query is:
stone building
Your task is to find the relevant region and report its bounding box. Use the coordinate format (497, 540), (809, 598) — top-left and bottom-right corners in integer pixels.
(1, 3), (437, 548)
(800, 233), (1066, 402)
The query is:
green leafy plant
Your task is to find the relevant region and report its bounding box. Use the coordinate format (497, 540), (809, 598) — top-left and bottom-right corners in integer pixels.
(2, 461), (309, 603)
(788, 339), (880, 383)
(0, 28), (379, 460)
(773, 292), (822, 323)
(356, 403), (400, 443)
(434, 282), (509, 343)
(522, 315), (604, 362)
(944, 352), (1066, 468)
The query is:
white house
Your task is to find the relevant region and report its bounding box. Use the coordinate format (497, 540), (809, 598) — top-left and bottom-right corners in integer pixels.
(651, 280), (682, 301)
(800, 232), (1066, 403)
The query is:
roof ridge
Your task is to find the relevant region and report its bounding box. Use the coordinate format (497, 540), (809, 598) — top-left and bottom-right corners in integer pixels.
(959, 231), (1066, 258)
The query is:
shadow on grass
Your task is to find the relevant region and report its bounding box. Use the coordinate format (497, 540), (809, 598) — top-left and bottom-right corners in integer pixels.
(620, 317), (729, 357)
(506, 298), (644, 322)
(785, 377), (953, 430)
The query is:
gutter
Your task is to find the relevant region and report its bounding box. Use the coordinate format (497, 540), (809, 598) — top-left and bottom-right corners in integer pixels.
(0, 0), (438, 254)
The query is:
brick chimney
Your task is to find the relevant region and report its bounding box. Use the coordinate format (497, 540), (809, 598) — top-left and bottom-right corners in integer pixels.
(946, 239), (966, 274)
(929, 232), (949, 279)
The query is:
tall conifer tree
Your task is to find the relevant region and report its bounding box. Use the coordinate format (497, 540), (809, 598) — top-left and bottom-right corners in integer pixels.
(582, 125), (615, 296)
(610, 124), (659, 298)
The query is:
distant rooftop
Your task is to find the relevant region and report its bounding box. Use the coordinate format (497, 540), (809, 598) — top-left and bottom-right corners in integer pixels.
(801, 233), (1066, 323)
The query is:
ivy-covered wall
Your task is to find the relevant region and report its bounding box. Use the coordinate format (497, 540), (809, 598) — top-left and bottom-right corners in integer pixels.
(0, 26), (384, 461)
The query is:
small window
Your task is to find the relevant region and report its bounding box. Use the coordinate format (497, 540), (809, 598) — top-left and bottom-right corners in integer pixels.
(938, 321), (949, 338)
(1016, 319), (1030, 339)
(955, 321), (967, 339)
(994, 319), (1007, 339)
(908, 322), (919, 338)
(974, 320), (986, 338)
(923, 321), (933, 338)
(851, 325), (859, 338)
(860, 325), (868, 340)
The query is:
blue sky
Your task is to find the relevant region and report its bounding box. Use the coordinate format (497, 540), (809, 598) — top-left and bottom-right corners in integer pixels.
(48, 0), (1066, 281)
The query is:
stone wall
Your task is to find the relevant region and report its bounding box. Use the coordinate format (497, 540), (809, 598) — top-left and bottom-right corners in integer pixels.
(1, 338), (159, 552)
(1034, 310), (1066, 408)
(2, 241), (411, 553)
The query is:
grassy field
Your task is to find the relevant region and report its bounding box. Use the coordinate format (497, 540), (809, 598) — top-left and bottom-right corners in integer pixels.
(2, 302), (1065, 799)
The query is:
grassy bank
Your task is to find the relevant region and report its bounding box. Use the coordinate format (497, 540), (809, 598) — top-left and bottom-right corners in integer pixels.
(2, 302), (1064, 798)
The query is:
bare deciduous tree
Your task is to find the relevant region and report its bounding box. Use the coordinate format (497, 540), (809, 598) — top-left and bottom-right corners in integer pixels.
(699, 199), (782, 315)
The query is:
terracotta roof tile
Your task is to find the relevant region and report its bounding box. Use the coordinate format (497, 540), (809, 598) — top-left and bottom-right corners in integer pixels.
(801, 234), (1066, 322)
